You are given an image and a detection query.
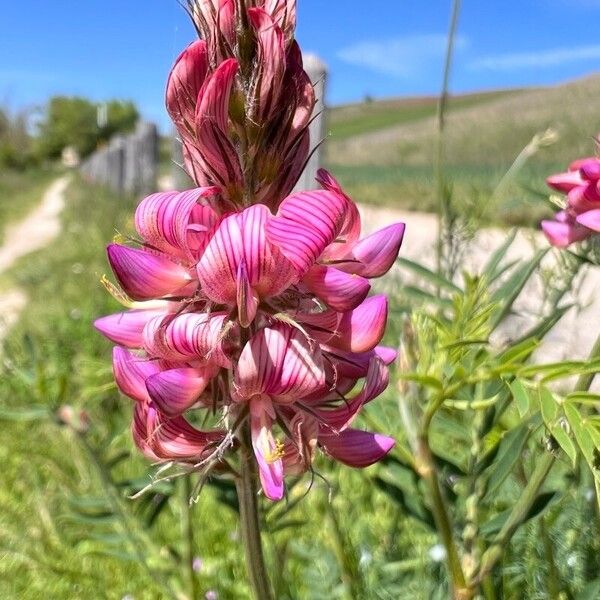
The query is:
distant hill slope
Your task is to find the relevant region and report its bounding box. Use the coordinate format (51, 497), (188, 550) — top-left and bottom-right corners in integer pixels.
(326, 75), (600, 168)
(328, 89), (522, 140)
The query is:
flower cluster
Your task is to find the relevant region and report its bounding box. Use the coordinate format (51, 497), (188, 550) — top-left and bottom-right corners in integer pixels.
(542, 152), (600, 248)
(95, 0), (405, 500)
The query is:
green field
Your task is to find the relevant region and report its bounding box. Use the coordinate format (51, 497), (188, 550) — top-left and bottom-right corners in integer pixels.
(325, 75), (600, 227)
(328, 89), (521, 140)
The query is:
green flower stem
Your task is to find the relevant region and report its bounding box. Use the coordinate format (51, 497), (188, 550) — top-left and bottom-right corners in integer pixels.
(180, 475), (198, 600)
(435, 0), (462, 278)
(235, 423), (274, 600)
(415, 434), (470, 599)
(476, 452), (555, 584)
(576, 331), (600, 392)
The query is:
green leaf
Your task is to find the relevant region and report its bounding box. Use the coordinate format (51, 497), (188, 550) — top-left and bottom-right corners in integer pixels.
(480, 491), (557, 537)
(513, 305), (572, 347)
(564, 401), (599, 478)
(397, 258), (461, 294)
(497, 338), (539, 366)
(566, 391), (600, 405)
(490, 249), (547, 328)
(509, 380), (531, 418)
(396, 373), (443, 390)
(484, 420), (531, 498)
(539, 387), (558, 424)
(482, 229), (518, 281)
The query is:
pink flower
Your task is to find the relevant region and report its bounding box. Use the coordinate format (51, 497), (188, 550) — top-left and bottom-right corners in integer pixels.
(542, 152), (600, 248)
(96, 1), (403, 501)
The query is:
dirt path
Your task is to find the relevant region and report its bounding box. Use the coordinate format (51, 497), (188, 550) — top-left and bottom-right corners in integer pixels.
(0, 175), (71, 342)
(359, 203), (600, 377)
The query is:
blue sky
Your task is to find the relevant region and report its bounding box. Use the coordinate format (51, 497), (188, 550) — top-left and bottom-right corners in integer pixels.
(1, 0), (599, 131)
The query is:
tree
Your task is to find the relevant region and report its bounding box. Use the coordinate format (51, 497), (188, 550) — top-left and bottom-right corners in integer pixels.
(36, 96), (139, 160)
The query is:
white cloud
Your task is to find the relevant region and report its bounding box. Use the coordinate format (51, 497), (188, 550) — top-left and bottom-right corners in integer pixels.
(470, 44), (600, 71)
(337, 34), (468, 79)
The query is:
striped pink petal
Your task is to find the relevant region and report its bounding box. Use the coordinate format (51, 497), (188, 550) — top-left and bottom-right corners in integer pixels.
(194, 59), (244, 190)
(281, 412), (318, 475)
(143, 312), (233, 368)
(541, 219), (590, 248)
(248, 8), (285, 121)
(579, 158), (600, 181)
(319, 429), (395, 468)
(146, 365), (217, 416)
(135, 188), (220, 261)
(235, 323), (326, 402)
(310, 358), (389, 432)
(546, 170), (584, 193)
(141, 405), (225, 461)
(113, 347), (163, 403)
(266, 190), (350, 275)
(132, 402), (160, 461)
(250, 398), (284, 500)
(315, 169), (362, 261)
(302, 265), (370, 311)
(323, 345), (396, 379)
(263, 0), (296, 39)
(95, 308), (172, 348)
(349, 223), (405, 278)
(576, 209), (600, 232)
(197, 204), (297, 310)
(166, 40), (209, 137)
(331, 295), (388, 353)
(107, 244), (195, 301)
(293, 309), (341, 344)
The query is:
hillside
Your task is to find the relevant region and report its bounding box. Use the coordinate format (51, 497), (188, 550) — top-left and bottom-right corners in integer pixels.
(326, 75), (600, 168)
(324, 75), (600, 225)
(327, 89), (522, 140)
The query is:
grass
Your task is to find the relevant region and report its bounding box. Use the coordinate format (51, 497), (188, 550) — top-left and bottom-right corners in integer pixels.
(326, 162), (557, 227)
(328, 89), (521, 140)
(0, 167), (61, 243)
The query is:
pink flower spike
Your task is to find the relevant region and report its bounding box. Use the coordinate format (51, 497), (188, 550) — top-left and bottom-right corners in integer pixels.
(576, 209), (600, 232)
(112, 347), (163, 403)
(302, 265), (371, 311)
(319, 429), (395, 468)
(332, 295), (389, 353)
(107, 244), (194, 301)
(146, 366), (217, 416)
(250, 399), (284, 500)
(350, 223), (406, 278)
(266, 190), (350, 275)
(95, 308), (172, 348)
